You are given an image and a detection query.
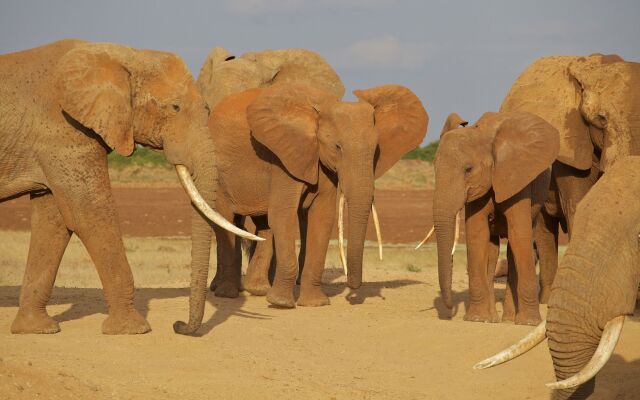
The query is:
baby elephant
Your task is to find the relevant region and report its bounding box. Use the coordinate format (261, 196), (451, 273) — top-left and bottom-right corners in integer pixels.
(433, 111), (559, 325)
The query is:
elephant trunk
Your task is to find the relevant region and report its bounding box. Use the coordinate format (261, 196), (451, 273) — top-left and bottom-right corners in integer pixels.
(341, 165), (375, 289)
(432, 172), (464, 310)
(172, 132), (217, 335)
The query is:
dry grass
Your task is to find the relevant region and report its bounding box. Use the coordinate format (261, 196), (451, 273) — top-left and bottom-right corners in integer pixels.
(108, 159), (435, 189)
(1, 231), (465, 288)
(0, 230), (563, 290)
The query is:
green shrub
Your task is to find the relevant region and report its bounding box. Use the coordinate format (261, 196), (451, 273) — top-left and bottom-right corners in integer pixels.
(403, 140), (438, 162)
(107, 147), (170, 169)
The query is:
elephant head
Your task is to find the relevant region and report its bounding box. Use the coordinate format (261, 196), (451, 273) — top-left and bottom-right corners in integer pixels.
(500, 54), (639, 173)
(51, 42), (258, 335)
(433, 111), (559, 308)
(246, 83), (428, 288)
(568, 55), (640, 171)
(197, 47), (345, 109)
(474, 155), (640, 399)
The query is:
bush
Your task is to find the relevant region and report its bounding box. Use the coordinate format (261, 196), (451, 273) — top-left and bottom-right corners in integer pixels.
(107, 146), (170, 169)
(403, 140), (438, 162)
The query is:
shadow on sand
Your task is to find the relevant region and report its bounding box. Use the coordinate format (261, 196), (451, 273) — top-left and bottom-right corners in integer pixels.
(0, 285), (269, 336)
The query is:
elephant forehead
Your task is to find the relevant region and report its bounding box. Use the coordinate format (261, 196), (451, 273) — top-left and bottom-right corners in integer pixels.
(324, 102), (374, 127)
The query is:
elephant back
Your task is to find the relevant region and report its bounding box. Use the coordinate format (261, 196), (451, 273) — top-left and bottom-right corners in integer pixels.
(500, 56), (591, 170)
(197, 47), (344, 110)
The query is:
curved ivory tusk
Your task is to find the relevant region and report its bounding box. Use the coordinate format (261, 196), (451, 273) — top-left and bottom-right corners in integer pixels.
(415, 226), (435, 250)
(371, 202), (383, 260)
(452, 212), (460, 256)
(338, 191), (347, 275)
(546, 315), (625, 390)
(175, 165), (264, 242)
(474, 322), (547, 369)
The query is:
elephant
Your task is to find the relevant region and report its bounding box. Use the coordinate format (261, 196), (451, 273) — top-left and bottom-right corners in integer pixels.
(172, 81), (428, 334)
(475, 155), (640, 400)
(501, 53), (640, 298)
(0, 39), (258, 335)
(195, 47), (347, 296)
(197, 47), (345, 110)
(433, 111), (559, 325)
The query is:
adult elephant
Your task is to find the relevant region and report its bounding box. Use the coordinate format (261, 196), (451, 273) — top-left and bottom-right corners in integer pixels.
(433, 111), (559, 325)
(501, 53), (640, 298)
(195, 47), (346, 296)
(475, 155), (640, 400)
(197, 46), (345, 109)
(0, 40), (258, 335)
(173, 82), (428, 334)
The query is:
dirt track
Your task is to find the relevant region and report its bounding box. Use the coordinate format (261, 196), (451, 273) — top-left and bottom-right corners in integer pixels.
(0, 187), (441, 244)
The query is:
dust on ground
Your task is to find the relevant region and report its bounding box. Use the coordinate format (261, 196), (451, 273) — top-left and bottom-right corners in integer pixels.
(0, 231), (638, 400)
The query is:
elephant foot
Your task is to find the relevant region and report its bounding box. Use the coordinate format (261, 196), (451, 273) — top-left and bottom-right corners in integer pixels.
(266, 287), (296, 309)
(102, 309), (151, 335)
(11, 311), (60, 334)
(297, 287), (330, 307)
(515, 311), (542, 326)
(463, 311), (499, 323)
(243, 276), (271, 296)
(214, 281), (240, 298)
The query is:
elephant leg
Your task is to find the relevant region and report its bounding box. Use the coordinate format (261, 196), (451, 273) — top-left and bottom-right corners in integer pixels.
(212, 214), (243, 298)
(502, 244), (516, 322)
(464, 203), (495, 322)
(243, 216), (273, 296)
(535, 210), (559, 304)
(484, 234), (501, 322)
(296, 208), (308, 286)
(297, 192), (335, 307)
(501, 192), (541, 326)
(266, 171), (304, 309)
(11, 192), (71, 334)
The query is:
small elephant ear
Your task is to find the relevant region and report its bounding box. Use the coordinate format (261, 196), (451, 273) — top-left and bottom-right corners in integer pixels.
(354, 85), (429, 178)
(492, 112), (560, 203)
(55, 43), (135, 156)
(247, 84), (334, 184)
(440, 112), (468, 136)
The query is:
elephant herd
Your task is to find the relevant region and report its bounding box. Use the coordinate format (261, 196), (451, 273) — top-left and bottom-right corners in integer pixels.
(0, 40), (638, 399)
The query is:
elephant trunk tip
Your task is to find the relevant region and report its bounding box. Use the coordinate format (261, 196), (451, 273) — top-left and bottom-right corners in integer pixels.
(173, 320), (200, 336)
(443, 291), (453, 309)
(347, 274), (362, 289)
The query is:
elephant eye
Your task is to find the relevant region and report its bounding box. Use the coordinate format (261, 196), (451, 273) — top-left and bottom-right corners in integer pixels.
(336, 143), (342, 151)
(464, 165), (473, 175)
(172, 104), (181, 112)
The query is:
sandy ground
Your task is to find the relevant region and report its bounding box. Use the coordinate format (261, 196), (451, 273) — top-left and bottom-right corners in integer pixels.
(0, 230), (638, 400)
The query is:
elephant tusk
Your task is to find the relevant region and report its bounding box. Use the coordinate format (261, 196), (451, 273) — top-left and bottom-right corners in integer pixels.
(175, 165), (264, 242)
(415, 226), (435, 250)
(452, 211), (460, 256)
(371, 202), (383, 260)
(546, 315), (625, 390)
(474, 322), (547, 369)
(338, 191), (347, 275)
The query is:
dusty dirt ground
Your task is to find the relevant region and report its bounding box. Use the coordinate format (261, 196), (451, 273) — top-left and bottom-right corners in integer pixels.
(0, 166), (629, 399)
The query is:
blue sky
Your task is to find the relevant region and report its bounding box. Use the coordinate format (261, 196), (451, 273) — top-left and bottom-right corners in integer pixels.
(1, 0), (638, 143)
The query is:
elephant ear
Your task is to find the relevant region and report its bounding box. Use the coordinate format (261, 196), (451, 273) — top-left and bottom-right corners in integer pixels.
(354, 85), (429, 178)
(492, 112), (560, 203)
(55, 43), (135, 156)
(246, 84), (335, 184)
(500, 56), (592, 170)
(440, 112), (468, 136)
